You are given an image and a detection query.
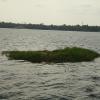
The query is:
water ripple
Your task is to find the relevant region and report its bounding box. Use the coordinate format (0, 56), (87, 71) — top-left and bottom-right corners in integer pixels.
(0, 29), (100, 99)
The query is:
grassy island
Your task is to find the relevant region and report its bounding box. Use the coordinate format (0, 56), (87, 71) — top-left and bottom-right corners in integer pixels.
(2, 47), (100, 63)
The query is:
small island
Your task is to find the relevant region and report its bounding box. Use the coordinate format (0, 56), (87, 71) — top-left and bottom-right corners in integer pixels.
(2, 47), (100, 63)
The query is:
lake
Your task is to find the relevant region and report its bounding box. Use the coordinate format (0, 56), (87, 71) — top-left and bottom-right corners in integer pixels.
(0, 28), (100, 100)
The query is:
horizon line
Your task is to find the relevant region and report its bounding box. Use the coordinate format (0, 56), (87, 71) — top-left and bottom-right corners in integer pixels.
(0, 21), (100, 26)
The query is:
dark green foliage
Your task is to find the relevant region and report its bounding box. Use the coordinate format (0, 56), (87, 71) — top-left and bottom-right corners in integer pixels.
(0, 22), (100, 32)
(2, 47), (100, 63)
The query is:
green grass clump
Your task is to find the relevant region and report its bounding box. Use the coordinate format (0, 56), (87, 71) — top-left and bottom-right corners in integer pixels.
(2, 47), (100, 63)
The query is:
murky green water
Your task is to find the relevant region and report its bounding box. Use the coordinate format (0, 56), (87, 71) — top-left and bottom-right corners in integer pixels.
(0, 28), (100, 100)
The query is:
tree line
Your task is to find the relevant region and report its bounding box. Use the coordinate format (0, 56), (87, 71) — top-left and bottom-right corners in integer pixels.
(0, 22), (100, 32)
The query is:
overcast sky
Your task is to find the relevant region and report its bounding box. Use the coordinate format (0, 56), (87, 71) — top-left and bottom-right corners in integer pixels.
(0, 0), (100, 25)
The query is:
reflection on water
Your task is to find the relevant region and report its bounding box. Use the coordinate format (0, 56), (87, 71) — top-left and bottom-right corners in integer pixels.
(0, 28), (100, 100)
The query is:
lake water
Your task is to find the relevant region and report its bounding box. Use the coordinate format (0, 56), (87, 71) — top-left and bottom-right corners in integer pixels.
(0, 28), (100, 100)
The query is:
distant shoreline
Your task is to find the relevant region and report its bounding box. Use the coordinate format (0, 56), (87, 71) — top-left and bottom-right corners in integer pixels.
(0, 22), (100, 32)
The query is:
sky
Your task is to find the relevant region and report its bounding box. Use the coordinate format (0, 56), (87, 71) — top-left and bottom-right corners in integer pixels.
(0, 0), (100, 25)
